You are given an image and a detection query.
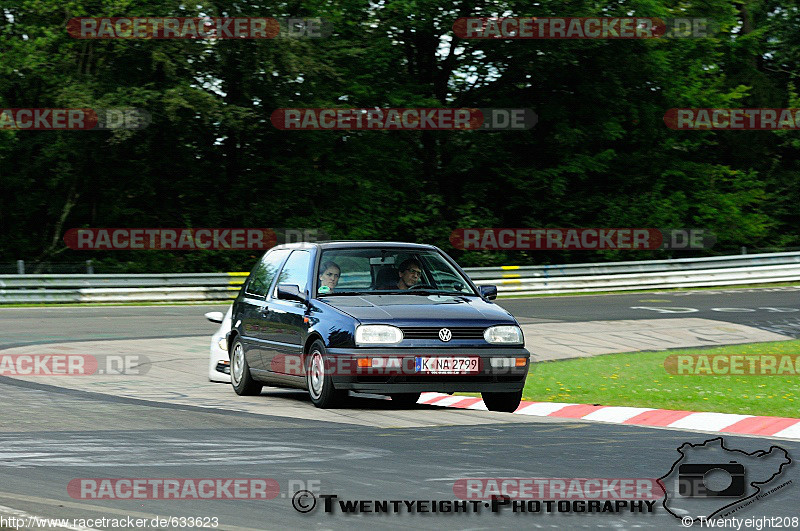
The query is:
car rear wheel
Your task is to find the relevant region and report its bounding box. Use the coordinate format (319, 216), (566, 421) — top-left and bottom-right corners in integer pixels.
(306, 340), (347, 408)
(482, 390), (522, 412)
(230, 339), (263, 396)
(389, 393), (421, 407)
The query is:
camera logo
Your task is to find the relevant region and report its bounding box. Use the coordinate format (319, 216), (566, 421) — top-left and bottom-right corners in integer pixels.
(677, 462), (745, 497)
(659, 438), (791, 523)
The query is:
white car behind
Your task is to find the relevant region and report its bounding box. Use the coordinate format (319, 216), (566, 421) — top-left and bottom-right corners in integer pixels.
(205, 306), (232, 382)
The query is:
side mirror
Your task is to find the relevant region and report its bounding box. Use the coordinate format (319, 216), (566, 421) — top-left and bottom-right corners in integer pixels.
(204, 311), (224, 324)
(478, 285), (498, 300)
(277, 284), (307, 303)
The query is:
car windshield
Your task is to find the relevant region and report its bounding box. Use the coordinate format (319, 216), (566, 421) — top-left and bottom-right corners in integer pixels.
(316, 247), (477, 296)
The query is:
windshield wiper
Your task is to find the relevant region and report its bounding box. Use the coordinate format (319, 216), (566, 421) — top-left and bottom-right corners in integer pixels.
(321, 290), (475, 297)
(371, 289), (458, 295)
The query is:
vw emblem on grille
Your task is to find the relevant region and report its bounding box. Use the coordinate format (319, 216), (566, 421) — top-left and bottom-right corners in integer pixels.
(438, 328), (452, 342)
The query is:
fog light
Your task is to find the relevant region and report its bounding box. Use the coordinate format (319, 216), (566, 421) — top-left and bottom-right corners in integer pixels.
(490, 357), (514, 368)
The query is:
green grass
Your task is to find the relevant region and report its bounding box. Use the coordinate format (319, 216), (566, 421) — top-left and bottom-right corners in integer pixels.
(517, 340), (800, 418)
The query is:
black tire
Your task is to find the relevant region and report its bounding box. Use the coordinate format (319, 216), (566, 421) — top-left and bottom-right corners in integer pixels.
(389, 393), (421, 407)
(482, 390), (522, 412)
(306, 340), (347, 408)
(230, 338), (263, 396)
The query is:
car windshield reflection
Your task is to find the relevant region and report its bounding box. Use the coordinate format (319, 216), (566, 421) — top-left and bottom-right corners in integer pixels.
(315, 247), (476, 297)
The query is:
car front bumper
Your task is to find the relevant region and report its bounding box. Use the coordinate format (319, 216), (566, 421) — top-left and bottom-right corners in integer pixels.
(325, 347), (530, 394)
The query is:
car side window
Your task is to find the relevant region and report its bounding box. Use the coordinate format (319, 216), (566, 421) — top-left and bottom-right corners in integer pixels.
(246, 249), (291, 298)
(273, 250), (311, 297)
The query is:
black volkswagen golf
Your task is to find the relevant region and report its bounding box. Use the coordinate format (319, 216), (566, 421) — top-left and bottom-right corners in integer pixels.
(227, 241), (530, 411)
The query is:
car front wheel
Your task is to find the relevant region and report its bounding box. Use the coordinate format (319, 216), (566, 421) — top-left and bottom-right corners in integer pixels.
(230, 338), (263, 396)
(306, 340), (347, 408)
(482, 390), (522, 412)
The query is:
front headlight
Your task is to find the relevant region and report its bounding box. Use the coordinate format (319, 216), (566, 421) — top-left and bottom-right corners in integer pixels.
(355, 325), (404, 345)
(484, 325), (523, 344)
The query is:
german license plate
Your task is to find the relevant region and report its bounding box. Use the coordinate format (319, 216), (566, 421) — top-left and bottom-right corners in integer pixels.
(415, 357), (480, 374)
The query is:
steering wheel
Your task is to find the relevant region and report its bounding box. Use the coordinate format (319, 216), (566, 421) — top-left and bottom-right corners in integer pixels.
(408, 283), (434, 290)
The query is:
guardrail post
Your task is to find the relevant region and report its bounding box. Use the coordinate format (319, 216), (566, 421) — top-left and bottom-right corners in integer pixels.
(16, 260), (24, 274)
(86, 260), (94, 274)
(741, 246), (747, 255)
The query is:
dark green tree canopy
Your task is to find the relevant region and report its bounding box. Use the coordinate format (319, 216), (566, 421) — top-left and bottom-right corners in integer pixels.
(1, 0), (798, 271)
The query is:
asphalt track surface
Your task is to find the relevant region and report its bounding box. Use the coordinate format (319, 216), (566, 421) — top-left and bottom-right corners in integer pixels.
(1, 286), (799, 530)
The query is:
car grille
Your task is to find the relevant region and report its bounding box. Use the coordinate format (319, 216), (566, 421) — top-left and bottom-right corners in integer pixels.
(399, 326), (486, 340)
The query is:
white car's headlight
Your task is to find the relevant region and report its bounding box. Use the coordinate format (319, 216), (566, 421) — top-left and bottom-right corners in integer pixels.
(484, 325), (523, 344)
(355, 325), (404, 345)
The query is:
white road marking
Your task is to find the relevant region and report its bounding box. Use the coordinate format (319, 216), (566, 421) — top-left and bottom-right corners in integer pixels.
(629, 306), (698, 313)
(428, 395), (471, 407)
(0, 435), (390, 468)
(0, 503), (100, 531)
(0, 490), (266, 531)
(667, 412), (753, 431)
(772, 423), (800, 439)
(515, 402), (575, 416)
(581, 406), (655, 423)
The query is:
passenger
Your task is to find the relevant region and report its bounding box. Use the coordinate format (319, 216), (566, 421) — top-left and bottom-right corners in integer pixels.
(396, 259), (423, 289)
(318, 261), (341, 294)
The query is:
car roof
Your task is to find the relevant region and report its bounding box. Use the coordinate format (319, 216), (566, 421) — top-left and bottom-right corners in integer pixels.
(270, 241), (439, 251)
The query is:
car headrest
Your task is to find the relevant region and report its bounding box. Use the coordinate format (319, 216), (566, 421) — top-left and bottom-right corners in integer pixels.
(374, 266), (398, 289)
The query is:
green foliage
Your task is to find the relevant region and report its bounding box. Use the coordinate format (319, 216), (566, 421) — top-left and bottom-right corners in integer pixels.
(1, 0), (799, 271)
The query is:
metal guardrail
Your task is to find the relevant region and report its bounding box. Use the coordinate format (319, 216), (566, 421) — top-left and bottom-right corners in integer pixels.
(1, 252), (800, 303)
(464, 251), (800, 279)
(471, 263), (800, 295)
(0, 272), (247, 289)
(0, 273), (246, 303)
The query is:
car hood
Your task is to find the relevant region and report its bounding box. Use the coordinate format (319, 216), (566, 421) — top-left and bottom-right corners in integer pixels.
(319, 294), (517, 325)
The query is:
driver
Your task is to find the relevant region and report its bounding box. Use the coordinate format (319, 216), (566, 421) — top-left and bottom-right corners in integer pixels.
(396, 259), (423, 289)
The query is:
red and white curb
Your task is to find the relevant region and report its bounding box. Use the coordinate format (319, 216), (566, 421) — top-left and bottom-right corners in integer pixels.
(418, 393), (800, 440)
